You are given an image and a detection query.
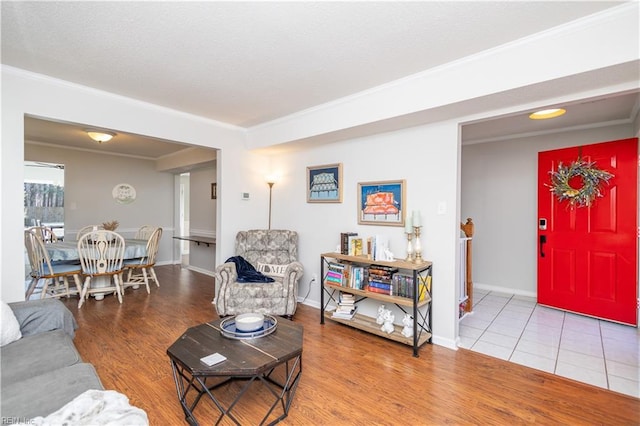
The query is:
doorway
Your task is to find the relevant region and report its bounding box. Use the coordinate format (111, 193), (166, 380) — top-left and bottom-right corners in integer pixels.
(23, 161), (65, 240)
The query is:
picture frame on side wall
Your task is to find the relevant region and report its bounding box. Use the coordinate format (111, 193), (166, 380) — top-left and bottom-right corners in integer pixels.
(357, 180), (406, 226)
(211, 183), (217, 200)
(307, 163), (343, 203)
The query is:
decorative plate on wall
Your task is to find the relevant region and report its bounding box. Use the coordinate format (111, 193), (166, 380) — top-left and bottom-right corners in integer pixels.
(112, 183), (136, 204)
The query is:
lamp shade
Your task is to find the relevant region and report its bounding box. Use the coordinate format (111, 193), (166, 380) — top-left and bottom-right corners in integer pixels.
(265, 174), (279, 185)
(86, 130), (116, 143)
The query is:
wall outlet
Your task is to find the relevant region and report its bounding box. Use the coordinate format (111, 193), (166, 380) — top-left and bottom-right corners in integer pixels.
(312, 274), (318, 283)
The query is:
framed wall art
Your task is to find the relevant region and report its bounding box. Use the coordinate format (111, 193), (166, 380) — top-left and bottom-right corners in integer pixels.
(307, 163), (342, 203)
(112, 183), (136, 205)
(357, 180), (406, 226)
(211, 183), (217, 200)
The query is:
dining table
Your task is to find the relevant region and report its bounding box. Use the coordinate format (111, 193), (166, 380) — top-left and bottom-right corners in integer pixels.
(46, 238), (148, 263)
(45, 238), (148, 299)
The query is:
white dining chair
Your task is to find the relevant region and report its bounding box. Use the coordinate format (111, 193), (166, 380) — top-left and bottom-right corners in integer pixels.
(134, 225), (156, 240)
(24, 229), (81, 300)
(123, 227), (163, 293)
(77, 230), (125, 308)
(76, 225), (103, 241)
(27, 225), (58, 243)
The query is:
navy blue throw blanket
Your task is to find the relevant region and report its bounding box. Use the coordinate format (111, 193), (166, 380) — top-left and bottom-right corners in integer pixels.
(226, 256), (274, 283)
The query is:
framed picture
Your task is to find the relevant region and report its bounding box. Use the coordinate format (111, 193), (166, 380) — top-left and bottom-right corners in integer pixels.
(211, 183), (217, 200)
(307, 163), (343, 203)
(357, 180), (406, 226)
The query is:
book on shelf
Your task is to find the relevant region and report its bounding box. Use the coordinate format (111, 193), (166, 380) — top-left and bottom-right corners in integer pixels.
(367, 286), (391, 295)
(343, 263), (353, 287)
(418, 275), (431, 301)
(389, 272), (431, 300)
(391, 273), (413, 298)
(340, 232), (358, 255)
(331, 292), (358, 319)
(348, 236), (364, 256)
(328, 261), (345, 271)
(339, 292), (356, 304)
(371, 235), (390, 261)
(349, 266), (367, 290)
(325, 261), (345, 286)
(331, 305), (358, 320)
(368, 281), (392, 291)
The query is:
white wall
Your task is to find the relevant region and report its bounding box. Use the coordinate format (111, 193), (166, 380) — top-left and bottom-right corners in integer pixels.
(461, 124), (635, 296)
(261, 121), (461, 348)
(188, 166), (217, 273)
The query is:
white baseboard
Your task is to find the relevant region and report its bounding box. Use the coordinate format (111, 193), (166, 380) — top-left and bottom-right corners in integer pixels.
(433, 336), (458, 350)
(474, 282), (537, 299)
(298, 299), (321, 310)
(184, 265), (215, 277)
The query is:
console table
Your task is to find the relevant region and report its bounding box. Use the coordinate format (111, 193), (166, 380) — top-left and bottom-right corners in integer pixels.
(172, 235), (216, 247)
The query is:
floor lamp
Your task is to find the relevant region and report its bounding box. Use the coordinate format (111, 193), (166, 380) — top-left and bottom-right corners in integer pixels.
(267, 177), (277, 230)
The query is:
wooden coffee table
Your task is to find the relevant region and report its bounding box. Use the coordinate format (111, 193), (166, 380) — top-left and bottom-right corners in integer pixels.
(167, 317), (303, 425)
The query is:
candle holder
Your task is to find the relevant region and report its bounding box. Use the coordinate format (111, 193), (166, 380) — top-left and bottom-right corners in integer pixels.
(413, 226), (423, 263)
(405, 232), (414, 262)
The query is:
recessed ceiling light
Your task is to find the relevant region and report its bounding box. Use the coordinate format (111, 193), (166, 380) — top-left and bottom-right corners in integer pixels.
(85, 130), (116, 143)
(529, 108), (566, 120)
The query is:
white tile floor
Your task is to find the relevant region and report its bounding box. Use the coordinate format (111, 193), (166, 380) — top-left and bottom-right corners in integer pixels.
(459, 289), (640, 398)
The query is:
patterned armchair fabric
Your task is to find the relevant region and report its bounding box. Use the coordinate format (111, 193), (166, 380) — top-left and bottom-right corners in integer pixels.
(214, 230), (304, 317)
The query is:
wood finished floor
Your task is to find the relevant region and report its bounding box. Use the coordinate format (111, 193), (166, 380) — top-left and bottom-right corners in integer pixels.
(58, 265), (639, 425)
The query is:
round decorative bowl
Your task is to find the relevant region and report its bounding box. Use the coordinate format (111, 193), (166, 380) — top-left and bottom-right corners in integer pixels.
(234, 313), (265, 332)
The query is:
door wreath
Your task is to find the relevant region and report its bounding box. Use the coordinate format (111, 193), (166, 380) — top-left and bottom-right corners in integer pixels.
(549, 158), (613, 207)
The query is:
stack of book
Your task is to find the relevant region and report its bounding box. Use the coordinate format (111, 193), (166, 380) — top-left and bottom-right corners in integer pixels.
(332, 293), (357, 319)
(326, 262), (345, 286)
(391, 273), (432, 300)
(367, 265), (398, 295)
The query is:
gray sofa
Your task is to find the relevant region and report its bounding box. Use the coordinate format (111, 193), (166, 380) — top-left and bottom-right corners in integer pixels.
(1, 299), (104, 419)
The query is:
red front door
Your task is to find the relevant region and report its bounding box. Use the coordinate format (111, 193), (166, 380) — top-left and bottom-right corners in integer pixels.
(537, 138), (638, 325)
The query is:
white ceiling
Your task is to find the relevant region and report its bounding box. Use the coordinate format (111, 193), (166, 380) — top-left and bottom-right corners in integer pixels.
(3, 1), (638, 158)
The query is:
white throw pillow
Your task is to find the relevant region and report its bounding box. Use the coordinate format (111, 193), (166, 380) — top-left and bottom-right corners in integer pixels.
(1, 300), (22, 346)
(257, 263), (287, 278)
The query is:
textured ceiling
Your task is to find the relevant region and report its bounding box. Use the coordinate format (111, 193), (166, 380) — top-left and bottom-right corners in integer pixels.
(3, 2), (638, 158)
(2, 1), (627, 127)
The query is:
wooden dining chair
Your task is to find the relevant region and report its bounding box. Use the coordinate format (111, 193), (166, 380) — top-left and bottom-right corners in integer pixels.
(76, 230), (125, 308)
(24, 230), (81, 300)
(76, 225), (103, 241)
(123, 227), (163, 293)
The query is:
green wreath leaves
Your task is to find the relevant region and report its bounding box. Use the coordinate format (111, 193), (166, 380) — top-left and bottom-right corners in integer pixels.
(549, 158), (613, 207)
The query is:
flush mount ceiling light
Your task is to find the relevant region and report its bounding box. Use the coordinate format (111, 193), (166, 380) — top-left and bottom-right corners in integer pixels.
(529, 108), (566, 120)
(86, 130), (116, 143)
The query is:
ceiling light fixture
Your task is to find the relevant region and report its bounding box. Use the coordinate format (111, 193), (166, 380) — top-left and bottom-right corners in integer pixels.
(86, 130), (116, 143)
(529, 108), (566, 120)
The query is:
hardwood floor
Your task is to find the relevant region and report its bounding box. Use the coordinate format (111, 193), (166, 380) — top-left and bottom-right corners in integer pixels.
(59, 265), (639, 425)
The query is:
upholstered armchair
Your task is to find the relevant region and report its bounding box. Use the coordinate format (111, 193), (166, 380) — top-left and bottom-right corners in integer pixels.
(214, 230), (304, 318)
